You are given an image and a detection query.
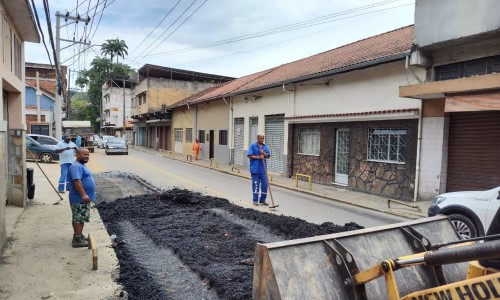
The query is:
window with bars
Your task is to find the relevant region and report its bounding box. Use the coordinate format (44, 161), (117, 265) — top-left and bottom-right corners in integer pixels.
(219, 130), (228, 145)
(185, 128), (193, 143)
(298, 129), (320, 155)
(199, 130), (205, 143)
(174, 128), (183, 142)
(367, 128), (406, 163)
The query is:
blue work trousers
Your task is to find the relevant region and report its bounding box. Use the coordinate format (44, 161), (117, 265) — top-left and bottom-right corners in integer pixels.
(251, 172), (268, 203)
(58, 163), (72, 192)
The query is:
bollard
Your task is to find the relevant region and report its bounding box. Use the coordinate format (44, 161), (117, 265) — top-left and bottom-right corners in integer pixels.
(186, 154), (192, 162)
(209, 158), (219, 168)
(295, 173), (312, 190)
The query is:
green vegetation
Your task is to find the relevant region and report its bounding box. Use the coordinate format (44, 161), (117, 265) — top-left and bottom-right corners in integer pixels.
(74, 39), (135, 131)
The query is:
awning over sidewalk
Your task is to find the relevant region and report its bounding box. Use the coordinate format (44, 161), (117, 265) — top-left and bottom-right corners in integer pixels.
(284, 109), (419, 123)
(445, 91), (500, 112)
(399, 73), (500, 100)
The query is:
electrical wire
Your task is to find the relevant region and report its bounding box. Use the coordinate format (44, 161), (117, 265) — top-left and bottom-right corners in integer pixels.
(129, 0), (200, 64)
(42, 0), (62, 95)
(139, 0), (208, 61)
(128, 0), (183, 56)
(89, 0), (112, 41)
(30, 0), (53, 66)
(69, 0), (88, 14)
(129, 0), (407, 61)
(85, 0), (100, 41)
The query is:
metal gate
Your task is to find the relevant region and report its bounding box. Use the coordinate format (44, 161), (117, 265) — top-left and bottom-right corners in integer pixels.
(447, 111), (500, 191)
(137, 127), (146, 146)
(265, 115), (284, 173)
(335, 129), (350, 185)
(233, 118), (244, 165)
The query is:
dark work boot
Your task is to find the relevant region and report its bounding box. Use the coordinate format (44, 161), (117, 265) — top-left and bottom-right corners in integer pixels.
(72, 234), (89, 248)
(74, 234), (88, 241)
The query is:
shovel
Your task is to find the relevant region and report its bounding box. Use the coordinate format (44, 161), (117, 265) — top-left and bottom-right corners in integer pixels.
(259, 147), (279, 210)
(26, 148), (64, 205)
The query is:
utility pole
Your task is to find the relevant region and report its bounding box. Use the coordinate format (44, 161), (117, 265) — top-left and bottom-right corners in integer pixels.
(122, 79), (126, 138)
(67, 68), (71, 120)
(36, 71), (41, 123)
(55, 11), (91, 139)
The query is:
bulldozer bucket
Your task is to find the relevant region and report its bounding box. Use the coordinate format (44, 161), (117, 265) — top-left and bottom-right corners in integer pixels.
(253, 216), (469, 300)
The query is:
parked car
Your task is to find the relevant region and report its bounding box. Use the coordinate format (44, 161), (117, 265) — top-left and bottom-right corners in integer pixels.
(26, 136), (60, 163)
(428, 186), (500, 239)
(27, 134), (59, 146)
(97, 135), (112, 149)
(105, 137), (128, 155)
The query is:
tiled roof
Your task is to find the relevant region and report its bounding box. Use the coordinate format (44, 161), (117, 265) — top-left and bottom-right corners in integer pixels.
(26, 79), (56, 97)
(169, 68), (276, 108)
(171, 25), (414, 108)
(232, 25), (414, 95)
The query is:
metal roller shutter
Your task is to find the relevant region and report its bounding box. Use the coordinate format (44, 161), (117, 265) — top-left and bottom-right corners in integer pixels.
(265, 115), (284, 173)
(446, 111), (500, 192)
(233, 118), (244, 165)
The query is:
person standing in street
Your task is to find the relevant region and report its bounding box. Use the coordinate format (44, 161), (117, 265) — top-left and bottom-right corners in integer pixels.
(55, 134), (77, 193)
(67, 148), (96, 248)
(247, 133), (270, 206)
(193, 139), (202, 160)
(75, 135), (82, 149)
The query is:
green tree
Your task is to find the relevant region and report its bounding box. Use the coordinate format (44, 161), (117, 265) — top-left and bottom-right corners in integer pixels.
(69, 98), (93, 121)
(101, 38), (128, 64)
(74, 57), (136, 132)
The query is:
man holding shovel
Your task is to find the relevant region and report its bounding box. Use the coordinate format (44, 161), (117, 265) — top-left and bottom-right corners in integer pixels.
(247, 133), (270, 206)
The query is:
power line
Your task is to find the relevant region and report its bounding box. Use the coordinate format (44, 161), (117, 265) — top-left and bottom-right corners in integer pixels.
(69, 0), (88, 14)
(139, 0), (208, 61)
(129, 0), (199, 64)
(85, 0), (100, 41)
(129, 0), (405, 61)
(89, 0), (112, 41)
(128, 0), (183, 56)
(42, 0), (62, 94)
(30, 0), (53, 66)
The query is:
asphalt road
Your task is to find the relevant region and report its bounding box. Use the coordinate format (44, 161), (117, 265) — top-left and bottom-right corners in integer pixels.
(91, 147), (407, 227)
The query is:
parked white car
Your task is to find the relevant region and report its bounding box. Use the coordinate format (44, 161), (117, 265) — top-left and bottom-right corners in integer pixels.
(428, 186), (500, 239)
(97, 135), (112, 149)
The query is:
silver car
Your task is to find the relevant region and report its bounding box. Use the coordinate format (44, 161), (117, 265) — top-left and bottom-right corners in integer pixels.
(105, 137), (128, 155)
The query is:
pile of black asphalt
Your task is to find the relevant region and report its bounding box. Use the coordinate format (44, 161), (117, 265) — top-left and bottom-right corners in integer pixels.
(95, 173), (363, 300)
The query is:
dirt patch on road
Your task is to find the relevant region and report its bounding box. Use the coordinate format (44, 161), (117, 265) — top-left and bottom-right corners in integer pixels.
(95, 173), (362, 300)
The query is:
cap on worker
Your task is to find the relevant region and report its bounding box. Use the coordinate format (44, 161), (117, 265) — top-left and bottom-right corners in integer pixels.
(63, 134), (70, 139)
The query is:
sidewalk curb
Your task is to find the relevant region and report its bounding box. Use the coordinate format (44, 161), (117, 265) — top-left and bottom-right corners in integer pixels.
(132, 148), (425, 220)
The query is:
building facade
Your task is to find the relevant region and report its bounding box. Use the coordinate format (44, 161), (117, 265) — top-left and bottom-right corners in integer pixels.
(131, 64), (233, 150)
(101, 79), (133, 140)
(0, 0), (40, 252)
(400, 0), (500, 199)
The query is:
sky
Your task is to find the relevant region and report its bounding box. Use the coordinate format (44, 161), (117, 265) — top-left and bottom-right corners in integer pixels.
(26, 0), (415, 84)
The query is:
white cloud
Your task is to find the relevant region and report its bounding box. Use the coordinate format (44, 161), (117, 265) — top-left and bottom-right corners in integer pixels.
(26, 0), (414, 81)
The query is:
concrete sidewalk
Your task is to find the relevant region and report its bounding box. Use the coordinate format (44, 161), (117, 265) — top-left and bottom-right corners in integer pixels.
(132, 145), (431, 220)
(0, 161), (123, 300)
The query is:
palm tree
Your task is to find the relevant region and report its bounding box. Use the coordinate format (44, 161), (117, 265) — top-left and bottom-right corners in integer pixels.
(101, 38), (128, 64)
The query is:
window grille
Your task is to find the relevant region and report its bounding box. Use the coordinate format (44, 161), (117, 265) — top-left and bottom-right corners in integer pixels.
(368, 128), (406, 163)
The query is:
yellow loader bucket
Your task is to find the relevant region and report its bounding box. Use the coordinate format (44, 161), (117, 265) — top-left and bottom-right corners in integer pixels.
(253, 216), (469, 300)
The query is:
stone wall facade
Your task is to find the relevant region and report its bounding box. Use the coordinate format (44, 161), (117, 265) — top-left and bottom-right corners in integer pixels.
(288, 119), (418, 200)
